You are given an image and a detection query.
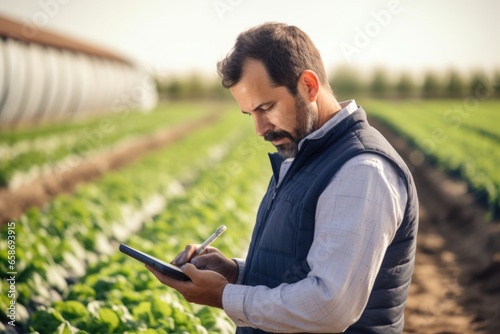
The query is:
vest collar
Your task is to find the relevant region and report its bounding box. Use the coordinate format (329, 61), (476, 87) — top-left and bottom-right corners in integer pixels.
(267, 107), (368, 183)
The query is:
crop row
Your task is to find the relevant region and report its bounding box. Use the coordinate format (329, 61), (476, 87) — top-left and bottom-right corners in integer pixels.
(27, 119), (271, 333)
(1, 107), (269, 333)
(366, 99), (500, 217)
(0, 102), (212, 188)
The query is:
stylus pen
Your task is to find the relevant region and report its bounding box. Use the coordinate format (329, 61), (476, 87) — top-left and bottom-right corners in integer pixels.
(195, 225), (227, 256)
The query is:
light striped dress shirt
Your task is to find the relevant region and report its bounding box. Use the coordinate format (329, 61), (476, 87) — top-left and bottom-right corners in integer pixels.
(222, 100), (408, 333)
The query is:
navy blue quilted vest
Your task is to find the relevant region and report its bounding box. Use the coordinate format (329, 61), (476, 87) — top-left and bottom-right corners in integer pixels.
(237, 107), (418, 334)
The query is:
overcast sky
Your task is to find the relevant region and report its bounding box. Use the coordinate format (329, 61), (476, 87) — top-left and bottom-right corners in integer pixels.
(1, 0), (499, 78)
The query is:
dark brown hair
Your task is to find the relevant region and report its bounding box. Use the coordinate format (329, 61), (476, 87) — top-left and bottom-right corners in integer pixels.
(217, 22), (329, 96)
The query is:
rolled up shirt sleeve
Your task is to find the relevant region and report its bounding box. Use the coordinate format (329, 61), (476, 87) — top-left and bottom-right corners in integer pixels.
(222, 153), (407, 333)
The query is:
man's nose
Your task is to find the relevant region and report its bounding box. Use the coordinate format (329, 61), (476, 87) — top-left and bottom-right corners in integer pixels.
(253, 114), (272, 137)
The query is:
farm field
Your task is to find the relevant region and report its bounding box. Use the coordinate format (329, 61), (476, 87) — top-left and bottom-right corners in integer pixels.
(0, 102), (214, 189)
(1, 100), (500, 333)
(1, 102), (273, 333)
(364, 99), (500, 333)
(364, 99), (500, 218)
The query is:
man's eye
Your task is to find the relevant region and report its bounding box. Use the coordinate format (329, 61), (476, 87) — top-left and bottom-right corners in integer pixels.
(261, 104), (273, 112)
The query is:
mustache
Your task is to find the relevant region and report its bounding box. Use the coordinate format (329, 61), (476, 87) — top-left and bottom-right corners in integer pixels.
(264, 130), (294, 143)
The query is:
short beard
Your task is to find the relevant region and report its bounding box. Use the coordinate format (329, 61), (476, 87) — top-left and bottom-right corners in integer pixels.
(264, 96), (318, 159)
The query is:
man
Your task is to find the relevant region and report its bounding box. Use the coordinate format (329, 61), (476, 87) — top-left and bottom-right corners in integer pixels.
(147, 22), (418, 333)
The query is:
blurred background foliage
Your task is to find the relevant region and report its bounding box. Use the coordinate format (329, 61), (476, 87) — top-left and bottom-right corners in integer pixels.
(154, 66), (500, 101)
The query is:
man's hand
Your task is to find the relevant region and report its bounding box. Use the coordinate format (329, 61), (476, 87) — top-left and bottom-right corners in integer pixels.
(146, 263), (227, 309)
(172, 245), (239, 284)
(146, 245), (239, 308)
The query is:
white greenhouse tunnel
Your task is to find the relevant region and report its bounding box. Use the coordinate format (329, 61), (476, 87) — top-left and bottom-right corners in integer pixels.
(0, 16), (158, 127)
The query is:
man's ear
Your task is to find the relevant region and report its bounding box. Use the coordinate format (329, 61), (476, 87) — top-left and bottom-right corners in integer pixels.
(297, 70), (320, 102)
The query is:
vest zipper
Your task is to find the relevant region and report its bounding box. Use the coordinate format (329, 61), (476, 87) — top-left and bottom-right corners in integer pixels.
(243, 144), (310, 283)
(271, 187), (278, 200)
(243, 183), (278, 284)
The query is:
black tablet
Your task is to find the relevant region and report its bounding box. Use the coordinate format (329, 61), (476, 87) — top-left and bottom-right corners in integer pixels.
(119, 243), (190, 281)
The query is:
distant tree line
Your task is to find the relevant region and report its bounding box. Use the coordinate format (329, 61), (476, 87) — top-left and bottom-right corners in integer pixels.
(155, 67), (500, 100)
(329, 66), (500, 100)
(155, 73), (232, 100)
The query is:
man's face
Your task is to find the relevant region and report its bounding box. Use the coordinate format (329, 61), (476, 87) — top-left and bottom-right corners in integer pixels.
(230, 60), (318, 159)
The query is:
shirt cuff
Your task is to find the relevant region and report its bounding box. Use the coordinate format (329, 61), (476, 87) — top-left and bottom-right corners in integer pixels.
(222, 283), (253, 327)
(232, 258), (246, 284)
